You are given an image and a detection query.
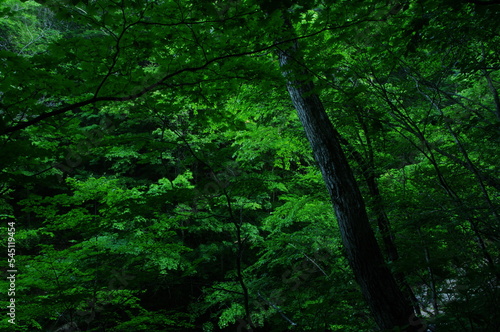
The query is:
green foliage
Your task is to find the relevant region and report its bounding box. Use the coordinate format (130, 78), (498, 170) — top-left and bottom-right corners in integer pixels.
(0, 0), (62, 54)
(1, 0), (499, 330)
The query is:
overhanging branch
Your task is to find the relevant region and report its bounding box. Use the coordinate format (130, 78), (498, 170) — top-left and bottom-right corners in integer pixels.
(0, 18), (377, 136)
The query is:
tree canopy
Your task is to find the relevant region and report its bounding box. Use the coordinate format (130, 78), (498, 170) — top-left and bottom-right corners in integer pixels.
(1, 0), (499, 331)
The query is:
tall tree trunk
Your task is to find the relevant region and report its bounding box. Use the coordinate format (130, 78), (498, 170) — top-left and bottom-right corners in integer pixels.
(277, 38), (421, 331)
(339, 132), (422, 315)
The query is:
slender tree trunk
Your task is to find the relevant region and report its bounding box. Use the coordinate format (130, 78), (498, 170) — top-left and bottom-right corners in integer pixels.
(418, 227), (440, 316)
(277, 37), (421, 331)
(339, 133), (422, 315)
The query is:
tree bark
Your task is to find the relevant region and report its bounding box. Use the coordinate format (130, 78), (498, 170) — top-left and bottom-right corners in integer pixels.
(339, 133), (422, 315)
(277, 38), (421, 331)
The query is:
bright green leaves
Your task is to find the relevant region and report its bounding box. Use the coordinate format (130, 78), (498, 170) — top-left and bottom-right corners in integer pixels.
(0, 0), (62, 55)
(263, 195), (332, 231)
(1, 0), (499, 330)
(10, 172), (195, 330)
(218, 302), (245, 329)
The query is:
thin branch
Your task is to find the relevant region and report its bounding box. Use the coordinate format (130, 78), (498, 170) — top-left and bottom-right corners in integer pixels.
(257, 291), (297, 326)
(289, 244), (329, 278)
(1, 18), (380, 136)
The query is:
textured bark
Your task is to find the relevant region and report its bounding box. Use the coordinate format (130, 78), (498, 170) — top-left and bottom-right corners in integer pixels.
(278, 40), (421, 331)
(338, 135), (400, 262)
(340, 135), (422, 315)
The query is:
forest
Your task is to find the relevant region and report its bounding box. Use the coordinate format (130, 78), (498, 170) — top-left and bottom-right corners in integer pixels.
(0, 0), (499, 331)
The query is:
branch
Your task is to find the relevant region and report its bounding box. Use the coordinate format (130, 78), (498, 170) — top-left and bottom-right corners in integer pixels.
(257, 291), (297, 326)
(433, 145), (500, 192)
(289, 244), (329, 278)
(0, 18), (377, 136)
(136, 10), (260, 27)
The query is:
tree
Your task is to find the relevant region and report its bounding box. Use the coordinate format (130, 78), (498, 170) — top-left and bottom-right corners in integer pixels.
(1, 0), (499, 331)
(275, 12), (420, 331)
